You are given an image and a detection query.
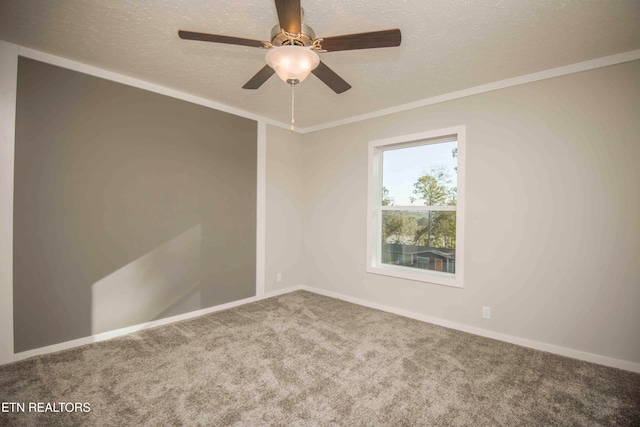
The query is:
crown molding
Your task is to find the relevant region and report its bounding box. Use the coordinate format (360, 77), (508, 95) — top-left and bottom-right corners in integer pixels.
(8, 42), (292, 131)
(4, 42), (640, 136)
(297, 49), (640, 134)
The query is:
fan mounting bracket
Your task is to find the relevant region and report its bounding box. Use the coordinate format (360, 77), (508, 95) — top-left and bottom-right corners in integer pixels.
(270, 24), (316, 47)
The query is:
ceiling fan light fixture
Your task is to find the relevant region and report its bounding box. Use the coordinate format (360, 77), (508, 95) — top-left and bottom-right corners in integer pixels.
(266, 45), (320, 83)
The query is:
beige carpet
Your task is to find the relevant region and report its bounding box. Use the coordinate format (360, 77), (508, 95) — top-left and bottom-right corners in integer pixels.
(1, 290), (639, 426)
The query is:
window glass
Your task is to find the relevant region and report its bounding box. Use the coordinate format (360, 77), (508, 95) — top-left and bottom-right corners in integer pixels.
(382, 141), (457, 206)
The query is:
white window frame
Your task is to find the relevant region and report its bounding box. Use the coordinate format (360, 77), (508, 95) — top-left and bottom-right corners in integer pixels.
(366, 126), (466, 288)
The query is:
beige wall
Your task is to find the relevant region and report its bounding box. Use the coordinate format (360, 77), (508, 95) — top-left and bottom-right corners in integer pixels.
(265, 125), (305, 293)
(300, 60), (640, 364)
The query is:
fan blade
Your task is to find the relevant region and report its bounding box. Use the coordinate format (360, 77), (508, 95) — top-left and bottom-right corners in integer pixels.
(319, 29), (401, 52)
(274, 0), (302, 34)
(178, 30), (267, 48)
(312, 61), (351, 94)
(242, 65), (276, 89)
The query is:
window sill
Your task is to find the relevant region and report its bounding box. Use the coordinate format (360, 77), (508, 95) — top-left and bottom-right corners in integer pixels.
(366, 263), (463, 288)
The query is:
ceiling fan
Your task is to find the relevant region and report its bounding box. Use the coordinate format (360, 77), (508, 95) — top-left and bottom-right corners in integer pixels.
(178, 0), (402, 94)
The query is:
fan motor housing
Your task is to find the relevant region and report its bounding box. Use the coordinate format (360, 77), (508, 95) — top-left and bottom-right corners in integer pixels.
(270, 24), (316, 46)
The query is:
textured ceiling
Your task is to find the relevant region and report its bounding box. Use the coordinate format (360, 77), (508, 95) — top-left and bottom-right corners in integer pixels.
(1, 0), (639, 129)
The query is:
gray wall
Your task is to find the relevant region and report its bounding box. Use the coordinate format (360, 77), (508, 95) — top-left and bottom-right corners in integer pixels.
(299, 60), (640, 365)
(14, 57), (257, 352)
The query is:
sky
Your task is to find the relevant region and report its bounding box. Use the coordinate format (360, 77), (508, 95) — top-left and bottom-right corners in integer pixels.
(382, 140), (458, 206)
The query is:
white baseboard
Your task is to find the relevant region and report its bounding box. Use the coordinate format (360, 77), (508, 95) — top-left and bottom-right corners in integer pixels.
(11, 294), (252, 363)
(7, 286), (305, 365)
(301, 285), (640, 373)
(7, 284), (639, 374)
(264, 284), (305, 298)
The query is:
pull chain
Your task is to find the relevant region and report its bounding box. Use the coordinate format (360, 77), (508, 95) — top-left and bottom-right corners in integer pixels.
(287, 78), (299, 131)
(290, 80), (295, 131)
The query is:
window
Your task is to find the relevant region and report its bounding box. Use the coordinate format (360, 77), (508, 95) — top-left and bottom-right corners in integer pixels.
(366, 126), (465, 287)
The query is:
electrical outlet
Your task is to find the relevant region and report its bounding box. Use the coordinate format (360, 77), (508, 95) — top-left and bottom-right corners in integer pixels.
(482, 306), (491, 319)
(276, 273), (282, 283)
